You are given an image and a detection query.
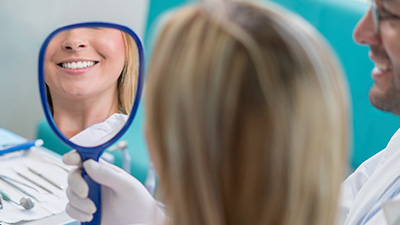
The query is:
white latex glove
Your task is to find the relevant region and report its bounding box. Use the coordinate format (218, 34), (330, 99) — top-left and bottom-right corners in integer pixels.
(62, 150), (165, 225)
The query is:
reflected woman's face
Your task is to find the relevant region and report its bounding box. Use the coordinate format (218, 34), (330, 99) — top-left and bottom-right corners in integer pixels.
(44, 27), (125, 101)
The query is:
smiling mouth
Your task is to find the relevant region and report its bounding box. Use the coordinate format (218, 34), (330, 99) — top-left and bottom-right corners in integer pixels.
(58, 61), (99, 69)
(375, 62), (392, 72)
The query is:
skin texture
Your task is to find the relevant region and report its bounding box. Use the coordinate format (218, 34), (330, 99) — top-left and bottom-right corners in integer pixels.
(354, 0), (400, 115)
(44, 28), (125, 138)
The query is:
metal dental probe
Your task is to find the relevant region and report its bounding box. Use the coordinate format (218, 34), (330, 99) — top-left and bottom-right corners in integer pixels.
(0, 174), (39, 192)
(28, 167), (64, 190)
(15, 171), (53, 194)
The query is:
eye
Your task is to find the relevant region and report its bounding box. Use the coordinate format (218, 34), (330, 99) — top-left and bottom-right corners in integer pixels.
(379, 7), (400, 20)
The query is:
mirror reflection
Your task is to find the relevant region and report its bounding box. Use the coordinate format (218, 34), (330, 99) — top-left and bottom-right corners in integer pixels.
(43, 27), (139, 147)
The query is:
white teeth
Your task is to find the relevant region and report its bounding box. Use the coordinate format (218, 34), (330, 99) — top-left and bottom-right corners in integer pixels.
(76, 61), (82, 68)
(375, 63), (390, 71)
(61, 61), (96, 69)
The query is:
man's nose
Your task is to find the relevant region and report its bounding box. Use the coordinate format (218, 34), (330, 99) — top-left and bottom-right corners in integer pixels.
(353, 8), (380, 46)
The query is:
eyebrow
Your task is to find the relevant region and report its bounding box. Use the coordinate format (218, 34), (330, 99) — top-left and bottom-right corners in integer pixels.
(383, 0), (400, 5)
(381, 0), (400, 8)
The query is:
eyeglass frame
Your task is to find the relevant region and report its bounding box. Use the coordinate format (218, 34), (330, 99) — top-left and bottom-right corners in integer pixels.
(369, 0), (380, 33)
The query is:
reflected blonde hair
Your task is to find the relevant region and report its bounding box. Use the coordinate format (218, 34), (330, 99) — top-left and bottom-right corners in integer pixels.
(145, 1), (349, 225)
(119, 32), (138, 114)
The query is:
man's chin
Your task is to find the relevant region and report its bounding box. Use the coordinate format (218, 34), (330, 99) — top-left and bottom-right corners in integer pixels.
(368, 88), (400, 115)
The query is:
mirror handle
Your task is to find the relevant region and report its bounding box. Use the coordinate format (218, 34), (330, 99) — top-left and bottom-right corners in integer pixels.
(82, 170), (101, 225)
(80, 152), (102, 225)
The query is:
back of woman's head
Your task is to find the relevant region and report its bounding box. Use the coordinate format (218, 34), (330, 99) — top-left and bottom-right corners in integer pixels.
(145, 1), (349, 225)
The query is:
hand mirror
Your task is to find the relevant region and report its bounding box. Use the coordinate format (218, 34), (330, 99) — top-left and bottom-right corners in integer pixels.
(38, 22), (144, 225)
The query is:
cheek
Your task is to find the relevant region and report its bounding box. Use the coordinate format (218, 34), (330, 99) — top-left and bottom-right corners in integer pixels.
(44, 56), (55, 85)
(382, 28), (400, 61)
(98, 36), (125, 62)
(383, 47), (400, 89)
(44, 38), (63, 83)
(384, 35), (400, 75)
(110, 44), (126, 69)
(97, 39), (126, 79)
(45, 36), (63, 62)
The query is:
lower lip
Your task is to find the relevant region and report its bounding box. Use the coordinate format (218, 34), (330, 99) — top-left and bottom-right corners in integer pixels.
(58, 63), (98, 74)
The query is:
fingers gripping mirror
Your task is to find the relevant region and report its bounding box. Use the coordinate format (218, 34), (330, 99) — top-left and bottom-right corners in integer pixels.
(38, 22), (144, 225)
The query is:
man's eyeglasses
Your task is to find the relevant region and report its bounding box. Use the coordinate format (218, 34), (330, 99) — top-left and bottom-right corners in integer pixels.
(369, 0), (380, 33)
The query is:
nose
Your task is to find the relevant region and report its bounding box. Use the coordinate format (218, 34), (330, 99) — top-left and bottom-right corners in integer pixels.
(61, 30), (89, 51)
(353, 8), (381, 46)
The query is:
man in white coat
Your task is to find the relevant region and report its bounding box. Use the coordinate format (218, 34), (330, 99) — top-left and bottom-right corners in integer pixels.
(338, 0), (400, 224)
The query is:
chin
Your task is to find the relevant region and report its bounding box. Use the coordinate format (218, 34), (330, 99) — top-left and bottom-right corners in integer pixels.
(369, 88), (400, 115)
(369, 88), (387, 112)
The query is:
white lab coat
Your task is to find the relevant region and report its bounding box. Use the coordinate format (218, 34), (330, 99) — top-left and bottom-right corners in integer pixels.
(70, 113), (128, 147)
(338, 128), (400, 225)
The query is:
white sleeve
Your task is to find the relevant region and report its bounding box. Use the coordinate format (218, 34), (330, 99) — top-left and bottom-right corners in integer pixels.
(336, 149), (386, 225)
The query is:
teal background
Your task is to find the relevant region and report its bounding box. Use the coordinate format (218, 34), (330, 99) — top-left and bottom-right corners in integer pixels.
(268, 0), (400, 169)
(143, 0), (400, 170)
(37, 0), (400, 183)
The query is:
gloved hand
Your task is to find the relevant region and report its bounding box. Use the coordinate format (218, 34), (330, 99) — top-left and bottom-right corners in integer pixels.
(62, 150), (165, 225)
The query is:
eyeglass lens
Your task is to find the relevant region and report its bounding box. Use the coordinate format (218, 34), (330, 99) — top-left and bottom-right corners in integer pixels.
(369, 0), (380, 33)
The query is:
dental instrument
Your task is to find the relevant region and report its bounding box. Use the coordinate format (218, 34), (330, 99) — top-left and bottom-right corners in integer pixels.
(15, 171), (53, 194)
(0, 174), (39, 192)
(0, 139), (43, 156)
(0, 190), (34, 210)
(28, 167), (63, 190)
(0, 176), (39, 201)
(40, 156), (71, 172)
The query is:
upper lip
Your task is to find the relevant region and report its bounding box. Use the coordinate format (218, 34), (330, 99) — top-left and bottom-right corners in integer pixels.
(369, 53), (390, 66)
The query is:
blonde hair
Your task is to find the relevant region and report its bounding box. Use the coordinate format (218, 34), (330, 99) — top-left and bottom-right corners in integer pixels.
(145, 1), (349, 225)
(118, 31), (138, 114)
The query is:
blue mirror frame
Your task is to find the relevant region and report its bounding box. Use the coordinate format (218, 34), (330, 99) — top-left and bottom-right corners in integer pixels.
(38, 22), (145, 225)
(38, 22), (145, 159)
